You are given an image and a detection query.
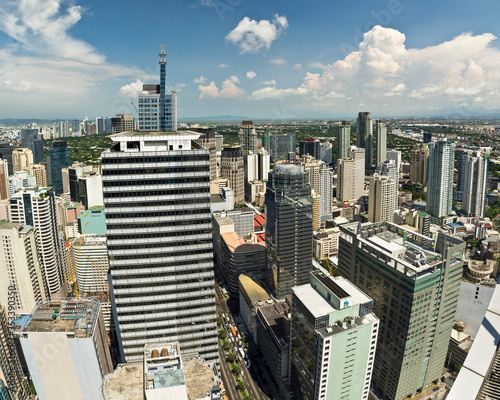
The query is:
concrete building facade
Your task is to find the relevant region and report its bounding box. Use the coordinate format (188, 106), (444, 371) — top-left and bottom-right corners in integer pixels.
(290, 271), (379, 400)
(221, 146), (245, 204)
(101, 131), (218, 363)
(20, 298), (113, 400)
(0, 222), (47, 316)
(338, 222), (465, 400)
(427, 138), (455, 220)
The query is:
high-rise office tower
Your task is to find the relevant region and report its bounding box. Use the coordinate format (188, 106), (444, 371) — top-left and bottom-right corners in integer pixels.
(221, 146), (245, 204)
(337, 121), (351, 160)
(463, 149), (490, 217)
(427, 138), (454, 220)
(138, 46), (177, 132)
(12, 148), (33, 172)
(269, 134), (296, 162)
(193, 127), (217, 178)
(374, 120), (387, 167)
(299, 138), (321, 160)
(409, 145), (429, 185)
(298, 154), (321, 193)
(101, 131), (218, 363)
(20, 128), (44, 163)
(110, 114), (135, 134)
(338, 146), (365, 202)
(96, 117), (105, 134)
(27, 163), (47, 188)
(0, 222), (48, 315)
(368, 174), (396, 223)
(357, 112), (373, 169)
(454, 150), (468, 202)
(379, 159), (399, 184)
(386, 150), (401, 174)
(319, 141), (333, 164)
(423, 131), (432, 143)
(338, 222), (465, 400)
(8, 171), (37, 198)
(0, 143), (13, 176)
(20, 298), (113, 400)
(0, 160), (8, 200)
(68, 165), (104, 209)
(312, 190), (321, 231)
(72, 236), (108, 294)
(239, 120), (257, 155)
(10, 187), (67, 296)
(47, 141), (70, 195)
(290, 270), (379, 400)
(265, 164), (313, 298)
(245, 148), (270, 187)
(0, 305), (30, 400)
(70, 119), (80, 135)
(319, 163), (333, 226)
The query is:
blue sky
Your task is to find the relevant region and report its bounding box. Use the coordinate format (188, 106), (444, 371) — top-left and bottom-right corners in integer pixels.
(1, 0), (500, 120)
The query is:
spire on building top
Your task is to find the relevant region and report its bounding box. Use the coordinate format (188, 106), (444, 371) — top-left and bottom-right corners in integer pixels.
(159, 44), (166, 64)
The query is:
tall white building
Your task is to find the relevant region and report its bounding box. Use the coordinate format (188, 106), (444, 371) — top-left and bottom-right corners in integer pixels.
(338, 146), (365, 202)
(101, 131), (218, 363)
(427, 138), (455, 220)
(463, 149), (490, 218)
(20, 298), (113, 400)
(7, 171), (37, 197)
(368, 174), (397, 223)
(0, 222), (48, 316)
(386, 149), (401, 176)
(9, 187), (67, 296)
(245, 148), (270, 182)
(374, 120), (387, 167)
(319, 163), (333, 225)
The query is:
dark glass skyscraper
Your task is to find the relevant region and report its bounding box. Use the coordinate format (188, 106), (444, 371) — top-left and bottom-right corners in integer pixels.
(0, 142), (13, 175)
(357, 111), (373, 169)
(20, 128), (44, 163)
(47, 141), (70, 194)
(265, 164), (313, 298)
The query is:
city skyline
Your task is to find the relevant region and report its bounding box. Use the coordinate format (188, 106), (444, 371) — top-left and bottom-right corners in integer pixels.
(1, 1), (500, 119)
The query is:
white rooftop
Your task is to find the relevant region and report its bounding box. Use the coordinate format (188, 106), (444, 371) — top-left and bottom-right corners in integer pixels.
(293, 284), (335, 319)
(333, 276), (372, 306)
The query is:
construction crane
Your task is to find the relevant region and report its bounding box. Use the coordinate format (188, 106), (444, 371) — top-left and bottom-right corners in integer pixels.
(130, 102), (139, 114)
(85, 252), (110, 302)
(324, 255), (336, 277)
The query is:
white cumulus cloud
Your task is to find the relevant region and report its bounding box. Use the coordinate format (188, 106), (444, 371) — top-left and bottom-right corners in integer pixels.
(229, 75), (240, 83)
(226, 14), (288, 54)
(219, 63), (230, 68)
(254, 25), (500, 115)
(119, 79), (144, 97)
(193, 76), (207, 84)
(246, 71), (257, 80)
(261, 80), (277, 85)
(199, 79), (246, 99)
(270, 58), (286, 65)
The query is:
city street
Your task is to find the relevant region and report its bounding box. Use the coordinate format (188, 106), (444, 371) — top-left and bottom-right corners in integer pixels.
(217, 294), (271, 400)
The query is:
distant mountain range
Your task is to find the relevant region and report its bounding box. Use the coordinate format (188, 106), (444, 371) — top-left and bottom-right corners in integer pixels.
(179, 115), (250, 123)
(0, 118), (63, 126)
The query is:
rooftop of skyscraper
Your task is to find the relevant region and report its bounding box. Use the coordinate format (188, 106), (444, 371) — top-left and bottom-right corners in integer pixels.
(21, 298), (100, 339)
(341, 221), (462, 278)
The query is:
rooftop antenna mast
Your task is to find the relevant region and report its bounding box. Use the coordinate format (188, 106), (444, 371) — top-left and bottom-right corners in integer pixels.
(159, 44), (167, 131)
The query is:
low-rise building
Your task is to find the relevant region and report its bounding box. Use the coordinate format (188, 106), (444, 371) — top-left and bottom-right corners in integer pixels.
(313, 227), (340, 259)
(239, 274), (271, 343)
(20, 298), (113, 400)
